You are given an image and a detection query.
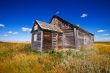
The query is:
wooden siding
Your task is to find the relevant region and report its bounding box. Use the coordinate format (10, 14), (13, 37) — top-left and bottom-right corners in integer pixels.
(50, 17), (93, 49)
(32, 31), (42, 51)
(63, 29), (75, 48)
(51, 18), (75, 48)
(58, 33), (63, 49)
(77, 30), (85, 48)
(74, 28), (78, 48)
(52, 32), (58, 49)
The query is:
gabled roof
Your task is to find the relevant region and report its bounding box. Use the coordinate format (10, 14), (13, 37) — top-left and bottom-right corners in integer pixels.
(50, 15), (94, 35)
(35, 20), (62, 33)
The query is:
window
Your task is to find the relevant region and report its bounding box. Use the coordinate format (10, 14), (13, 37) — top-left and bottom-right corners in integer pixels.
(34, 25), (38, 30)
(34, 34), (37, 41)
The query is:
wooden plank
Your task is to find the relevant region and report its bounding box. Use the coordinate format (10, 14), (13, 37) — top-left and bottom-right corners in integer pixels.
(52, 32), (57, 49)
(52, 32), (53, 49)
(40, 31), (43, 52)
(56, 33), (58, 50)
(84, 34), (86, 45)
(52, 32), (59, 50)
(64, 33), (73, 36)
(74, 28), (77, 48)
(62, 33), (64, 49)
(76, 28), (79, 48)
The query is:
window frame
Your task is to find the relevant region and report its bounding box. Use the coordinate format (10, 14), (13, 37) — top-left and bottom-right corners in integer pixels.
(34, 34), (37, 42)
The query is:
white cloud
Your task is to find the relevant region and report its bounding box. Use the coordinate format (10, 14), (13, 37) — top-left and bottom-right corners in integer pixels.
(3, 34), (8, 37)
(103, 34), (110, 36)
(81, 13), (88, 18)
(13, 32), (18, 34)
(97, 29), (105, 32)
(8, 31), (18, 35)
(55, 11), (60, 15)
(0, 24), (5, 27)
(8, 31), (13, 34)
(21, 27), (32, 32)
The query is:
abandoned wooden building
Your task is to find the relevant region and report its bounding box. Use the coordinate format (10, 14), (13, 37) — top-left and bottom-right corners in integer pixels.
(31, 15), (94, 51)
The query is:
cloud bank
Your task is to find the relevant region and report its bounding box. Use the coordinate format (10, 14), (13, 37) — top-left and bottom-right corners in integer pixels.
(0, 24), (5, 27)
(21, 27), (32, 32)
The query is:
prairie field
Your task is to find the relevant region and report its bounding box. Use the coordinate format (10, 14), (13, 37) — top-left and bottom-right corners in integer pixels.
(0, 42), (110, 73)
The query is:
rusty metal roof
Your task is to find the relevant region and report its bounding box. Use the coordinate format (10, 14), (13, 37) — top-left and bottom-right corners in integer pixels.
(36, 20), (63, 33)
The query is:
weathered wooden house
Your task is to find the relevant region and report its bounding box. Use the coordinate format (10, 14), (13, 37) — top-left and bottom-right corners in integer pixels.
(31, 15), (94, 51)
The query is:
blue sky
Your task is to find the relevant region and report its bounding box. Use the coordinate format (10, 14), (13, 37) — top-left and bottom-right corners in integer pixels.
(0, 0), (110, 42)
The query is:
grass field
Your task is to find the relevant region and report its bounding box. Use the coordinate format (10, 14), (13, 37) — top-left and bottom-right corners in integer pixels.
(0, 42), (110, 73)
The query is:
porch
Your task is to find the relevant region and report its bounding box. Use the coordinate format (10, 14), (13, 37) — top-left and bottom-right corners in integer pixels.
(43, 31), (63, 50)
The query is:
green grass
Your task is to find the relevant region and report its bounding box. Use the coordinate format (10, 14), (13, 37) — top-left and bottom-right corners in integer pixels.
(0, 42), (110, 73)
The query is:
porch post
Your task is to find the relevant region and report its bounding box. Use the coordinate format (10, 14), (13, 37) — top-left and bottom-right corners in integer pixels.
(56, 33), (58, 50)
(76, 29), (79, 49)
(84, 33), (86, 45)
(74, 28), (79, 49)
(62, 33), (64, 49)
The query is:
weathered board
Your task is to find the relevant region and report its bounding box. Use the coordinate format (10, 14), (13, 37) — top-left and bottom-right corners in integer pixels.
(52, 32), (58, 49)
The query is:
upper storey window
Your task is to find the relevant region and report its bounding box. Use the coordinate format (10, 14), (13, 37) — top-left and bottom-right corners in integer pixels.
(34, 25), (38, 30)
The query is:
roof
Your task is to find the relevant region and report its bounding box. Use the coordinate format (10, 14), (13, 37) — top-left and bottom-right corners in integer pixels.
(50, 15), (94, 35)
(36, 20), (63, 33)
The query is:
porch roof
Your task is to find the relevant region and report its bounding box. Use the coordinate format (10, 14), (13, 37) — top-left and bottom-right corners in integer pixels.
(36, 20), (63, 33)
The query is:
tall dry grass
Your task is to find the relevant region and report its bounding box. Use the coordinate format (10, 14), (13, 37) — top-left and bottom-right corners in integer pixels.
(0, 42), (110, 73)
(94, 42), (110, 55)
